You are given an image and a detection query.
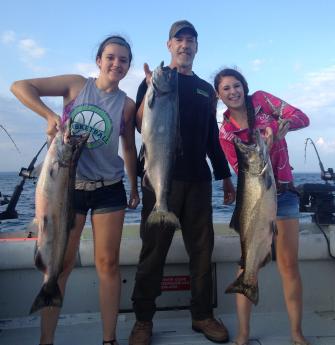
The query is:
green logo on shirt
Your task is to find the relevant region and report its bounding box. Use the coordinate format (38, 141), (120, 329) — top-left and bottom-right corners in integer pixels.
(196, 88), (209, 98)
(70, 104), (112, 149)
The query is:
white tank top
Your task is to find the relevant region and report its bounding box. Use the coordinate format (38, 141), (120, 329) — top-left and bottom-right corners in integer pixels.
(64, 78), (126, 182)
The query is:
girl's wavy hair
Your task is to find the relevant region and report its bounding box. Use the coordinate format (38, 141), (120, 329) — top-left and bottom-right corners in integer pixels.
(214, 67), (255, 142)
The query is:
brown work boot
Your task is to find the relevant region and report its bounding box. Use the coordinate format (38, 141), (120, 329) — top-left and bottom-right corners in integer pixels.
(192, 318), (229, 343)
(128, 320), (153, 345)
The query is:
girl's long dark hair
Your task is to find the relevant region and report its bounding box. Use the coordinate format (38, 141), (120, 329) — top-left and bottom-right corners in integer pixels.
(214, 68), (255, 142)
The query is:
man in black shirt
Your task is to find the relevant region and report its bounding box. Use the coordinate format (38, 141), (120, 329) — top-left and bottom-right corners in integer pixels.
(129, 20), (235, 345)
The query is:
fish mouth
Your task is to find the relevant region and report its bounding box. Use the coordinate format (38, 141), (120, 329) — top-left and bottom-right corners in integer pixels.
(153, 62), (177, 94)
(234, 135), (268, 174)
(67, 133), (89, 146)
(234, 137), (257, 152)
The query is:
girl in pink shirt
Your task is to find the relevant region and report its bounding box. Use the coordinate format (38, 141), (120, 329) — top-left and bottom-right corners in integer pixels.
(214, 68), (310, 345)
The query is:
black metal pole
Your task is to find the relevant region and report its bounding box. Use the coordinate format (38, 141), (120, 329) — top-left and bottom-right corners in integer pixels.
(0, 179), (25, 219)
(0, 141), (47, 220)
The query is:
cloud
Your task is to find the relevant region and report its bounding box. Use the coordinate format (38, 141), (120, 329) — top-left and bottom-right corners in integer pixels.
(74, 63), (99, 78)
(281, 65), (335, 170)
(293, 62), (303, 72)
(1, 31), (46, 59)
(18, 38), (45, 59)
(286, 64), (335, 127)
(250, 58), (265, 71)
(72, 63), (143, 100)
(0, 95), (44, 171)
(1, 30), (16, 44)
(0, 94), (63, 171)
(216, 101), (226, 124)
(120, 66), (145, 100)
(1, 31), (47, 72)
(316, 137), (335, 153)
(246, 42), (257, 49)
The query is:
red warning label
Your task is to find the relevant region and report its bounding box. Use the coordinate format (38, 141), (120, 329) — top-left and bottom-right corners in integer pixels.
(161, 275), (191, 291)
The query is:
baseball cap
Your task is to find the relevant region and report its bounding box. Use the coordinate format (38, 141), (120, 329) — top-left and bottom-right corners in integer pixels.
(169, 20), (198, 39)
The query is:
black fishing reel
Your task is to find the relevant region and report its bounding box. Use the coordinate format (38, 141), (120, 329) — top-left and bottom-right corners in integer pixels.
(297, 183), (335, 225)
(296, 138), (335, 225)
(320, 167), (335, 182)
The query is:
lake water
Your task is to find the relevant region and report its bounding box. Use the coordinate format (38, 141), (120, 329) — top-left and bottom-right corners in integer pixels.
(0, 171), (324, 233)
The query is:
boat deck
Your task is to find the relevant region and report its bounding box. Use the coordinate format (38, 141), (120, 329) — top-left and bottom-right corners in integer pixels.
(1, 223), (334, 345)
(1, 310), (335, 345)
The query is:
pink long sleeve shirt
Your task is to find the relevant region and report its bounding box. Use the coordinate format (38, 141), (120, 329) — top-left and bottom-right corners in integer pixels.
(219, 90), (309, 183)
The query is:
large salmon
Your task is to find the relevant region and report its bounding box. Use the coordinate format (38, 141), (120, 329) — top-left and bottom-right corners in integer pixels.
(141, 62), (180, 230)
(226, 129), (277, 305)
(30, 121), (87, 314)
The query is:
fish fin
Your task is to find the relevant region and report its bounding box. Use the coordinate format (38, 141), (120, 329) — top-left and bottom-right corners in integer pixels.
(271, 230), (277, 261)
(34, 249), (46, 272)
(260, 252), (272, 268)
(47, 135), (54, 148)
(262, 167), (273, 190)
(34, 215), (48, 235)
(139, 144), (145, 161)
(225, 272), (259, 305)
(30, 162), (44, 178)
(29, 281), (63, 314)
(229, 210), (240, 233)
(142, 172), (154, 192)
(146, 210), (181, 231)
(271, 221), (277, 235)
(136, 145), (145, 177)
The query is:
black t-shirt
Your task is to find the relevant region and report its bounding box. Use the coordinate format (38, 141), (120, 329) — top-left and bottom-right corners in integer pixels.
(136, 71), (231, 182)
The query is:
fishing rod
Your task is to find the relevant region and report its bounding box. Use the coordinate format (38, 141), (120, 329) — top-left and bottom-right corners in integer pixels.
(297, 137), (335, 259)
(0, 124), (21, 154)
(304, 137), (335, 183)
(0, 141), (47, 220)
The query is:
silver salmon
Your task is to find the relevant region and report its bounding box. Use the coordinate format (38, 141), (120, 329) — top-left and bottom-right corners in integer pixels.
(226, 129), (277, 305)
(30, 121), (88, 314)
(141, 62), (180, 230)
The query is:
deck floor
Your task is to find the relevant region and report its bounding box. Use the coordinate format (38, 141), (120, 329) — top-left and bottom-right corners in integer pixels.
(1, 310), (334, 345)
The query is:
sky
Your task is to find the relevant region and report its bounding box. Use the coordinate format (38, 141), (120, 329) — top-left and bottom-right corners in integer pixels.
(0, 0), (334, 173)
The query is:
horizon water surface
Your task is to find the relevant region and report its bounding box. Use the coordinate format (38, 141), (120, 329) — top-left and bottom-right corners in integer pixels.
(0, 171), (325, 233)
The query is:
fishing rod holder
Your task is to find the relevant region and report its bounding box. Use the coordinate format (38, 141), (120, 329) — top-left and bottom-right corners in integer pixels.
(0, 141), (47, 221)
(0, 192), (10, 206)
(321, 168), (335, 182)
(299, 137), (335, 224)
(19, 167), (38, 179)
(297, 183), (335, 225)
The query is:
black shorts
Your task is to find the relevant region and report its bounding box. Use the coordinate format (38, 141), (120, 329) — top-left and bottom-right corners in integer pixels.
(74, 181), (127, 215)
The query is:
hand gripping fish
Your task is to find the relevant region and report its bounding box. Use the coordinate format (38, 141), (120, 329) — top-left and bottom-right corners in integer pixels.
(226, 129), (277, 305)
(141, 62), (181, 230)
(30, 121), (88, 314)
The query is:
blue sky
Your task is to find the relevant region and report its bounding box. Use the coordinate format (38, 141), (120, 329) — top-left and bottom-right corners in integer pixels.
(1, 0), (334, 173)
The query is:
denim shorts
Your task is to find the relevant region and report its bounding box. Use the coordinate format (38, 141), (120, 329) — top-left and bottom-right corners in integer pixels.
(74, 181), (127, 215)
(276, 190), (300, 220)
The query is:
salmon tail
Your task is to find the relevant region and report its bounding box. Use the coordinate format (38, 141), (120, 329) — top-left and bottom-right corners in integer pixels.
(146, 210), (181, 231)
(225, 272), (259, 305)
(29, 281), (63, 314)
